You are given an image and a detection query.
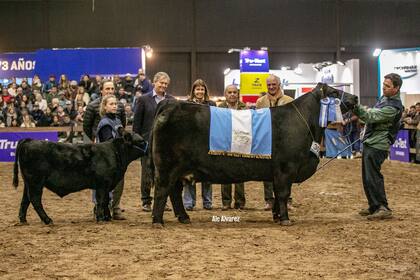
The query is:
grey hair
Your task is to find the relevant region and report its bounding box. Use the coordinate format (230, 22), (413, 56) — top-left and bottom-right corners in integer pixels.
(266, 74), (281, 84)
(224, 84), (239, 93)
(153, 72), (170, 83)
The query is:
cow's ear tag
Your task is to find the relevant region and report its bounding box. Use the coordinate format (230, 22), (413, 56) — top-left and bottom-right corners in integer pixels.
(310, 141), (320, 158)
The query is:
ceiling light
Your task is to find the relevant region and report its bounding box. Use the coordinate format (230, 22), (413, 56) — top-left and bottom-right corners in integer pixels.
(223, 68), (231, 75)
(373, 48), (382, 57)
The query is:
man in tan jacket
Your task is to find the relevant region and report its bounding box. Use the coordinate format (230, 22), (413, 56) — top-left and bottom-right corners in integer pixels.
(256, 74), (294, 210)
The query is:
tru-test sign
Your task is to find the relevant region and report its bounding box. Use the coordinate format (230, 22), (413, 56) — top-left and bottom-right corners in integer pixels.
(0, 132), (58, 162)
(239, 50), (270, 103)
(240, 50), (269, 73)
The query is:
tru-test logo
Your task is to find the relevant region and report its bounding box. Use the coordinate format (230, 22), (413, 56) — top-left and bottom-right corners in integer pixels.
(243, 58), (267, 66)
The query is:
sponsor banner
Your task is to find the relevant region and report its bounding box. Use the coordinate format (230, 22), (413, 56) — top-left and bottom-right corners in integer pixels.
(240, 50), (269, 73)
(378, 48), (420, 95)
(35, 48), (142, 81)
(0, 132), (58, 162)
(0, 52), (36, 79)
(240, 73), (270, 95)
(390, 129), (410, 162)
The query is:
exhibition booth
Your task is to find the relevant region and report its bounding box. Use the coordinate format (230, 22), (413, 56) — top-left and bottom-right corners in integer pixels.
(378, 47), (420, 162)
(378, 47), (420, 107)
(224, 59), (360, 104)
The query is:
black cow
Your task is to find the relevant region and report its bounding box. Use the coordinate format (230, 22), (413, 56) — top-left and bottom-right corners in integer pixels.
(149, 83), (358, 226)
(13, 131), (147, 224)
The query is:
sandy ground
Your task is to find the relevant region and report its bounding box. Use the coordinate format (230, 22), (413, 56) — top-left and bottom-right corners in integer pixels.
(1, 158), (420, 280)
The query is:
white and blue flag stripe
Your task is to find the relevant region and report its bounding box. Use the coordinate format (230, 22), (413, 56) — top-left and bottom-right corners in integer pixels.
(209, 107), (272, 158)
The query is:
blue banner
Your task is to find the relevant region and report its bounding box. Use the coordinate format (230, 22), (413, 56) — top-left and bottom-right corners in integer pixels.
(35, 48), (142, 81)
(390, 130), (410, 162)
(240, 50), (269, 72)
(324, 128), (352, 158)
(0, 132), (58, 162)
(0, 52), (36, 79)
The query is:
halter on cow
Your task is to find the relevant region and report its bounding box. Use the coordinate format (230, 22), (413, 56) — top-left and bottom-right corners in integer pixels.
(149, 83), (358, 227)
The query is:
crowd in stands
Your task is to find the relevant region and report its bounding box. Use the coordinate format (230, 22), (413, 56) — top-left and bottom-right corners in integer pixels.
(0, 69), (151, 129)
(402, 102), (420, 149)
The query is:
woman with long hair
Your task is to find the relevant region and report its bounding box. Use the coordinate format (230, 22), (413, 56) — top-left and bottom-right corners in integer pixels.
(58, 74), (69, 91)
(183, 79), (216, 211)
(20, 114), (36, 128)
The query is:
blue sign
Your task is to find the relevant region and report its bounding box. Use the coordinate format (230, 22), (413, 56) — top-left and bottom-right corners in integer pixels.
(35, 48), (142, 81)
(240, 50), (269, 72)
(390, 130), (410, 162)
(0, 132), (58, 162)
(0, 52), (36, 79)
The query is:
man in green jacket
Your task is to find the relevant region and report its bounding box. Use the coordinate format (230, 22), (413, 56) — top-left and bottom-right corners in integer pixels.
(218, 84), (247, 210)
(354, 73), (403, 220)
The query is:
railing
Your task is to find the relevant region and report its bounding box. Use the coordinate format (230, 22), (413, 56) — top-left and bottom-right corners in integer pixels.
(0, 125), (133, 133)
(0, 125), (133, 143)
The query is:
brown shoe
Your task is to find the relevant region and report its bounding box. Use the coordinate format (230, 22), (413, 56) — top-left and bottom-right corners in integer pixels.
(112, 208), (126, 220)
(142, 204), (152, 212)
(367, 206), (392, 220)
(264, 201), (273, 211)
(358, 208), (371, 216)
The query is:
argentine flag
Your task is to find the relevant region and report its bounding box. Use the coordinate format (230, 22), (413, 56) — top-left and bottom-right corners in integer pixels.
(209, 107), (272, 159)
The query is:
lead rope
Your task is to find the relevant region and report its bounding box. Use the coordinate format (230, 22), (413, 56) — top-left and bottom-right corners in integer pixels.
(291, 103), (315, 142)
(292, 89), (359, 186)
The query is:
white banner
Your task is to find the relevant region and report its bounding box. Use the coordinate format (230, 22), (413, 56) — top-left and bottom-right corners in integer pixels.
(379, 48), (420, 95)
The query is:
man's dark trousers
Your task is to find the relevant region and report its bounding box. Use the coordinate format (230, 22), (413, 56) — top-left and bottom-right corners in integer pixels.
(221, 183), (245, 207)
(141, 156), (152, 206)
(362, 145), (389, 212)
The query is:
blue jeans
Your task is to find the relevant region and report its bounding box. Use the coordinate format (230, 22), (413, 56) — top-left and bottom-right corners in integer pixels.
(183, 182), (212, 208)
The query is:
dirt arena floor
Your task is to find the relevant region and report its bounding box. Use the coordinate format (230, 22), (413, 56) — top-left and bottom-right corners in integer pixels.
(1, 158), (420, 280)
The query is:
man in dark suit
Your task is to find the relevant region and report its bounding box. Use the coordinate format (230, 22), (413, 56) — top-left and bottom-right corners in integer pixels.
(133, 72), (175, 211)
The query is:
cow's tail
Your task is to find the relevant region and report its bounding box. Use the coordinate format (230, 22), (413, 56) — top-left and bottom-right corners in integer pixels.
(13, 139), (25, 188)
